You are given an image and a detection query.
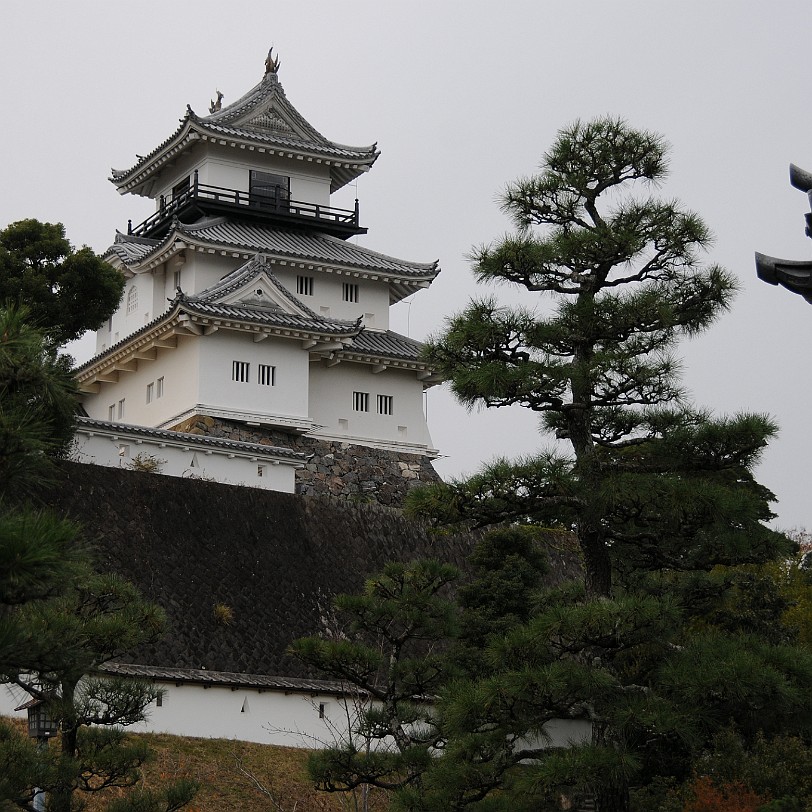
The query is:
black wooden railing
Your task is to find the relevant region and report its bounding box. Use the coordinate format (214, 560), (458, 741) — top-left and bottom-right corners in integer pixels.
(127, 170), (361, 238)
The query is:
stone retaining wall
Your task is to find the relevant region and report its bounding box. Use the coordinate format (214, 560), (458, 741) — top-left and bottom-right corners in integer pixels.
(172, 415), (441, 506)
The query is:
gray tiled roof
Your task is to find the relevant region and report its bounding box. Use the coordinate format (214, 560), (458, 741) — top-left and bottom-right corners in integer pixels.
(180, 297), (361, 335)
(105, 232), (160, 263)
(104, 221), (439, 282)
(111, 74), (378, 193)
(100, 662), (353, 695)
(78, 255), (427, 377)
(349, 330), (425, 362)
(76, 416), (305, 462)
(178, 219), (438, 277)
(196, 256), (322, 316)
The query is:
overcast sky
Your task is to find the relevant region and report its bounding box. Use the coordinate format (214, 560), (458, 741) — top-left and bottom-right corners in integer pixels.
(3, 1), (812, 530)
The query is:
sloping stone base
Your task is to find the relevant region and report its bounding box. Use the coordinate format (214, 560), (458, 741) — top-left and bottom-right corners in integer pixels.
(171, 415), (441, 507)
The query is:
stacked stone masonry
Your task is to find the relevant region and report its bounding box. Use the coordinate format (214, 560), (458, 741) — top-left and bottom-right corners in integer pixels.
(172, 415), (441, 507)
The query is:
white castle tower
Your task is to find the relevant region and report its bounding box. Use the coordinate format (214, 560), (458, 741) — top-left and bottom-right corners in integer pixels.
(74, 51), (441, 502)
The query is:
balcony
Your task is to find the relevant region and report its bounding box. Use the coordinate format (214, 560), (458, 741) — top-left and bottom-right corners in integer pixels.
(127, 172), (366, 240)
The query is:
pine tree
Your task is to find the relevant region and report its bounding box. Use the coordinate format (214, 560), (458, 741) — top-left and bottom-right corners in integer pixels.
(290, 560), (459, 799)
(412, 116), (786, 597)
(0, 305), (195, 812)
(401, 118), (801, 811)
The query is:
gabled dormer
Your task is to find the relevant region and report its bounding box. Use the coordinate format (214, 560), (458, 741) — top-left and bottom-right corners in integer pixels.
(110, 49), (379, 241)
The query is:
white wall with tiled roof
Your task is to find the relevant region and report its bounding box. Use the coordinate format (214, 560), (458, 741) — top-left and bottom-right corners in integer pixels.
(81, 64), (440, 489)
(84, 336), (201, 427)
(309, 360), (434, 453)
(197, 331), (310, 424)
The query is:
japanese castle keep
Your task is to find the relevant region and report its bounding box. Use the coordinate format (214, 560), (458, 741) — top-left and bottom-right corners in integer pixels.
(74, 50), (442, 504)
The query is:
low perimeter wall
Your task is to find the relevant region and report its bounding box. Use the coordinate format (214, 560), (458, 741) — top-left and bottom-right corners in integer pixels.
(172, 415), (441, 506)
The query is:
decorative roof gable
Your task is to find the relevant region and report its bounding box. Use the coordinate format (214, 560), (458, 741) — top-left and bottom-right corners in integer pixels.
(111, 53), (379, 196)
(196, 255), (317, 319)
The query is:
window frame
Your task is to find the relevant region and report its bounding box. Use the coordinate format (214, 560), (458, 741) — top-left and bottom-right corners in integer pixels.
(342, 282), (359, 303)
(377, 394), (394, 415)
(258, 364), (276, 386)
(296, 275), (314, 296)
(232, 360), (250, 383)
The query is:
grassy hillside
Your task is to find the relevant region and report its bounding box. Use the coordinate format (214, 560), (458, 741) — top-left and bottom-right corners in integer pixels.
(105, 732), (392, 812)
(3, 719), (390, 812)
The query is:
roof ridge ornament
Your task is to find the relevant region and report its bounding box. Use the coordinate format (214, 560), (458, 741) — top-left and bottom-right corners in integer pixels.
(264, 47), (281, 78)
(209, 90), (223, 114)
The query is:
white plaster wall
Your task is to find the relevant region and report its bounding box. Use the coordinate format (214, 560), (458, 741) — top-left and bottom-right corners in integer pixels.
(319, 276), (389, 325)
(153, 146), (332, 207)
(82, 337), (200, 427)
(151, 265), (168, 321)
(0, 681), (365, 749)
(153, 152), (206, 205)
(271, 268), (390, 330)
(183, 250), (247, 296)
(120, 274), (155, 336)
(72, 435), (295, 493)
(0, 681), (590, 750)
(133, 684), (357, 747)
(96, 271), (151, 354)
(96, 315), (116, 355)
(309, 362), (432, 449)
(197, 332), (310, 422)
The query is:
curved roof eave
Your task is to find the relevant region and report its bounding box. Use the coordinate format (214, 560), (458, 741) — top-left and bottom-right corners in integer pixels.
(110, 74), (380, 196)
(105, 221), (440, 285)
(75, 298), (361, 383)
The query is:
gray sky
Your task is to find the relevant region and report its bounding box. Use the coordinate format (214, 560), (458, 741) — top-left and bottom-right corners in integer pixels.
(3, 0), (812, 530)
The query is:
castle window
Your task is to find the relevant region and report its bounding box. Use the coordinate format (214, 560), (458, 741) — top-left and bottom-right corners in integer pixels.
(258, 364), (276, 386)
(117, 399), (126, 419)
(146, 382), (154, 404)
(297, 275), (314, 296)
(126, 286), (138, 315)
(249, 170), (290, 209)
(343, 283), (359, 303)
(108, 404), (115, 421)
(157, 377), (164, 398)
(173, 269), (181, 290)
(377, 394), (393, 415)
(257, 465), (265, 478)
(353, 391), (369, 412)
(319, 702), (327, 719)
(107, 318), (112, 333)
(232, 361), (250, 383)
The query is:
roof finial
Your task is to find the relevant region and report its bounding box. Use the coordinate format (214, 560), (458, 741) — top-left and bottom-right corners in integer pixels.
(265, 47), (281, 76)
(209, 90), (223, 114)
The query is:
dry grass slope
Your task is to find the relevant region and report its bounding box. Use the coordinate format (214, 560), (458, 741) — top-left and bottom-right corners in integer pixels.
(7, 722), (391, 812)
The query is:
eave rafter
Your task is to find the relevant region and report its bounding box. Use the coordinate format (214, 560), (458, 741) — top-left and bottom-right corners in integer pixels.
(76, 325), (180, 393)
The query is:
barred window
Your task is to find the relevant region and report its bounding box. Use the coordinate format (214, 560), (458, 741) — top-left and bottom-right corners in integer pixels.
(232, 360), (250, 383)
(377, 394), (393, 415)
(297, 275), (314, 296)
(343, 283), (359, 303)
(353, 391), (369, 412)
(126, 286), (138, 315)
(258, 364), (276, 386)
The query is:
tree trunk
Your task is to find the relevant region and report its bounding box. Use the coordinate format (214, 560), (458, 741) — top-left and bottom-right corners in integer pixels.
(51, 681), (78, 812)
(579, 523), (612, 598)
(595, 784), (630, 812)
